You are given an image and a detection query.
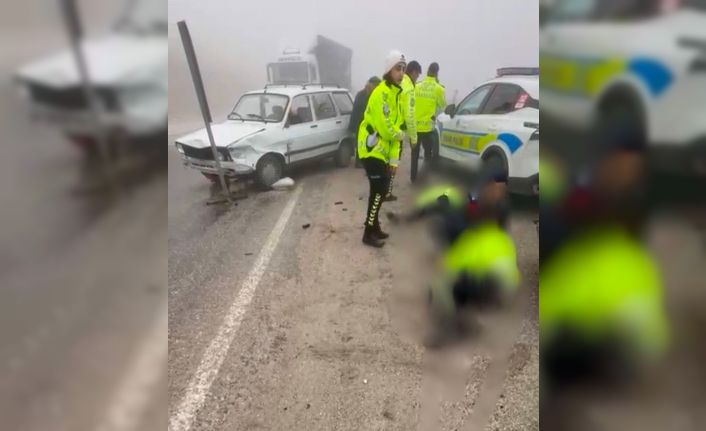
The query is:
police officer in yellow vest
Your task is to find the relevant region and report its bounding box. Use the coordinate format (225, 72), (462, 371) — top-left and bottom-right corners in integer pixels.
(358, 50), (407, 248)
(385, 60), (421, 202)
(412, 62), (446, 183)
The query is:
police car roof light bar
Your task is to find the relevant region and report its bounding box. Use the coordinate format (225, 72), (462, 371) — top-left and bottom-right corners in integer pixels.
(497, 67), (539, 77)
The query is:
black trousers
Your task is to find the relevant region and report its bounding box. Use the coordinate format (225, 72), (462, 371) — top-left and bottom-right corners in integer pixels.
(411, 131), (439, 182)
(362, 158), (389, 228)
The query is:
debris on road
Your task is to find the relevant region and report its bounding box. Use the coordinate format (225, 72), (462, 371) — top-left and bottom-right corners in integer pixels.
(342, 208), (348, 212)
(272, 177), (295, 190)
(334, 201), (344, 205)
(245, 253), (253, 256)
(302, 224), (311, 229)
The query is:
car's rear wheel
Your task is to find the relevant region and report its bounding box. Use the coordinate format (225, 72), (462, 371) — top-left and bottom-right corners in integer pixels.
(335, 140), (354, 168)
(256, 154), (284, 189)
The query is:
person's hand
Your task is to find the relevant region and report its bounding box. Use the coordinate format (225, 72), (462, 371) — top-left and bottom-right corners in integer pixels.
(388, 165), (397, 175)
(411, 139), (418, 147)
(394, 131), (405, 141)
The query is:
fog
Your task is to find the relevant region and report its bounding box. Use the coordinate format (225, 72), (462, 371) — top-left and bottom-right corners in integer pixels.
(168, 0), (539, 133)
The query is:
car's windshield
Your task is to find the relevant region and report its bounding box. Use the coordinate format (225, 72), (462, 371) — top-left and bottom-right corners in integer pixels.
(228, 94), (289, 123)
(115, 0), (167, 36)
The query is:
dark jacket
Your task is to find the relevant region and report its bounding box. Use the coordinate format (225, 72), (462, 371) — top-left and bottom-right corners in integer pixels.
(348, 89), (370, 134)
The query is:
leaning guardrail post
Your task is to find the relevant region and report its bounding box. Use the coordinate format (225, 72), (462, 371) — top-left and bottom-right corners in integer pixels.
(59, 0), (119, 193)
(177, 20), (233, 204)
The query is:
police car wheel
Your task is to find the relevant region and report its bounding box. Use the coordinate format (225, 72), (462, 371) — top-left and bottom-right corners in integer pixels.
(256, 155), (284, 189)
(482, 152), (507, 179)
(596, 92), (646, 152)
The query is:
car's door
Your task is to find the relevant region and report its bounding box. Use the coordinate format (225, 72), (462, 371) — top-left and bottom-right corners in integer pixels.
(331, 91), (354, 140)
(284, 94), (317, 164)
(438, 84), (494, 165)
(478, 83), (538, 174)
(309, 92), (341, 157)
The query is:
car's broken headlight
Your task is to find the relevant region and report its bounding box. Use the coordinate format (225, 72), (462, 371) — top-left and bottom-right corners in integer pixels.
(229, 145), (253, 160)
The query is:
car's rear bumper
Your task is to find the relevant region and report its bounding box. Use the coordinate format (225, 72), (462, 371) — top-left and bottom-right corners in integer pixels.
(509, 173), (539, 196)
(649, 138), (706, 177)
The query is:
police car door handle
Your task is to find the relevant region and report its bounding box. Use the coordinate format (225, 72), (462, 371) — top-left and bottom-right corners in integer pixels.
(335, 120), (342, 124)
(310, 124), (318, 128)
(488, 124), (499, 132)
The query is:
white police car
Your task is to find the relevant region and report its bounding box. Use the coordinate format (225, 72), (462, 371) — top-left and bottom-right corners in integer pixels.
(174, 84), (355, 188)
(540, 0), (706, 173)
(438, 68), (539, 195)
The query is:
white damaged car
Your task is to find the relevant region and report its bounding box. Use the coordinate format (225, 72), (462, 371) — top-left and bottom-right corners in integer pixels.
(14, 0), (167, 154)
(174, 85), (355, 187)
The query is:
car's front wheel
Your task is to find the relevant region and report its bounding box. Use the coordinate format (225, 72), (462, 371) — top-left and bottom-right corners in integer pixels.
(482, 151), (508, 179)
(334, 139), (354, 168)
(256, 154), (284, 189)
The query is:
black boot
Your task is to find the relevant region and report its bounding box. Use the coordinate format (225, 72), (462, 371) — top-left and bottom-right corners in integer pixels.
(362, 225), (385, 248)
(373, 224), (389, 239)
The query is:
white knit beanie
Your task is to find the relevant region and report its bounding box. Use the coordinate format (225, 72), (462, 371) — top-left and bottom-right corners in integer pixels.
(384, 50), (406, 75)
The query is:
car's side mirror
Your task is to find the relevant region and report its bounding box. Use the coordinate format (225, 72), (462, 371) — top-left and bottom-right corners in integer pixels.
(445, 104), (456, 117)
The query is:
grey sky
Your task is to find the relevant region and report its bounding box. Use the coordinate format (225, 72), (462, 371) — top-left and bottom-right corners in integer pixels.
(168, 0), (538, 128)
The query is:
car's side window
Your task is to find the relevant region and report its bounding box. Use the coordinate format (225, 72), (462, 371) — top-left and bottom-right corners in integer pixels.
(312, 93), (337, 120)
(287, 95), (313, 126)
(263, 96), (288, 122)
(331, 92), (353, 115)
(481, 84), (522, 115)
(456, 85), (493, 116)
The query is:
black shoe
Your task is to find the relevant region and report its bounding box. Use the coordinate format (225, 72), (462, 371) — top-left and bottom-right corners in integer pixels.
(363, 227), (385, 248)
(384, 194), (398, 202)
(373, 225), (389, 240)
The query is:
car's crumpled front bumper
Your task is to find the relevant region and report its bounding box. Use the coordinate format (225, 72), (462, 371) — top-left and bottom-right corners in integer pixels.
(25, 102), (161, 137)
(181, 156), (255, 177)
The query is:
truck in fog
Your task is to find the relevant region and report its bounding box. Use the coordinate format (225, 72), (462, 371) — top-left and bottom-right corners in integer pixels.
(266, 35), (352, 90)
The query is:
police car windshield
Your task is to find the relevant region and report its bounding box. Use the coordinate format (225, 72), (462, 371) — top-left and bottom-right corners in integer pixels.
(228, 94), (289, 123)
(549, 0), (671, 22)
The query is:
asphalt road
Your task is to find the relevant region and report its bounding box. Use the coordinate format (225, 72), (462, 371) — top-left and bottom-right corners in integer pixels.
(168, 136), (540, 430)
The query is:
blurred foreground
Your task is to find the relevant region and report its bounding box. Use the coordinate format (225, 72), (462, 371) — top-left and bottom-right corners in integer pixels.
(540, 1), (706, 428)
(0, 1), (167, 430)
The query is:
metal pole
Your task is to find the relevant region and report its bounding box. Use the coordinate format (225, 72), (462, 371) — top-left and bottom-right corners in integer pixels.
(176, 20), (232, 203)
(58, 0), (118, 193)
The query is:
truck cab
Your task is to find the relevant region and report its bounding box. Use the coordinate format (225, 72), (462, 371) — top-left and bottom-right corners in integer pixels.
(265, 35), (352, 90)
(266, 49), (319, 84)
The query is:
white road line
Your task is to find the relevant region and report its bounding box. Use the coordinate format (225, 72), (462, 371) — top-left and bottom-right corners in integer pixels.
(169, 186), (303, 431)
(96, 301), (168, 431)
